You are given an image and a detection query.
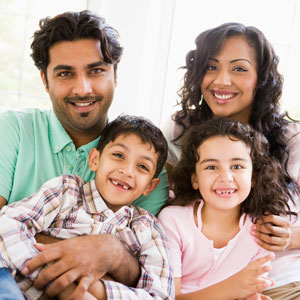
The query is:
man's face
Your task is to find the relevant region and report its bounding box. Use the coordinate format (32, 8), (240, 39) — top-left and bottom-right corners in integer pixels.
(41, 39), (117, 142)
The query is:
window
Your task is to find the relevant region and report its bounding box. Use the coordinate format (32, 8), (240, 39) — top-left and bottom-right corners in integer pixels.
(1, 0), (299, 124)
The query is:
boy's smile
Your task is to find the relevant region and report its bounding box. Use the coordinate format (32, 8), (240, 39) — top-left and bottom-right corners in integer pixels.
(89, 133), (159, 212)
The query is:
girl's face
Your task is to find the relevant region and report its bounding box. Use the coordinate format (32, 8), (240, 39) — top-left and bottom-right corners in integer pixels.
(191, 135), (253, 214)
(201, 36), (258, 124)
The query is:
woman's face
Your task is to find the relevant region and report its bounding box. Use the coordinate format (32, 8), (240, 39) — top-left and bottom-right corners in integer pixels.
(200, 36), (258, 124)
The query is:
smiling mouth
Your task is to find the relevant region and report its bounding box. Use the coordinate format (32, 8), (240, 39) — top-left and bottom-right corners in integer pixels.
(72, 101), (96, 107)
(215, 189), (236, 195)
(111, 179), (132, 190)
(212, 91), (237, 102)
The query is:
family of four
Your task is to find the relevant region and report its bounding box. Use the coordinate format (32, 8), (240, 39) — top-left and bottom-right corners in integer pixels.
(0, 10), (299, 300)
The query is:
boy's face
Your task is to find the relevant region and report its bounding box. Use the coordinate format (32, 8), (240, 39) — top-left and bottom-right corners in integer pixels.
(89, 133), (160, 212)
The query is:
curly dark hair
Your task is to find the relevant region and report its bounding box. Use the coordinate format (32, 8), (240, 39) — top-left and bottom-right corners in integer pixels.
(31, 10), (123, 83)
(97, 115), (168, 178)
(169, 118), (296, 222)
(173, 22), (298, 200)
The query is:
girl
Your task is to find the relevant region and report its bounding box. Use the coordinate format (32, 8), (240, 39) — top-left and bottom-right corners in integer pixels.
(162, 22), (300, 299)
(159, 118), (296, 299)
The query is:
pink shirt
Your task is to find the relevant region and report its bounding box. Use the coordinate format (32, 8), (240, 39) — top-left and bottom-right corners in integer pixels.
(158, 201), (270, 294)
(162, 117), (300, 288)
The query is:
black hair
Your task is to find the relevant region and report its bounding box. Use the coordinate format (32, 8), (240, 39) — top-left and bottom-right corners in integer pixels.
(97, 115), (168, 178)
(31, 10), (123, 82)
(169, 118), (297, 222)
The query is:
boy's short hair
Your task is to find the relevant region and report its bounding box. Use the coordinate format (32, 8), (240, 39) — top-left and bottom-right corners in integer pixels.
(97, 115), (168, 178)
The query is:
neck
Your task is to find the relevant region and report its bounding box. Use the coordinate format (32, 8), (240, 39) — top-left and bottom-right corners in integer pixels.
(66, 121), (107, 149)
(201, 204), (241, 230)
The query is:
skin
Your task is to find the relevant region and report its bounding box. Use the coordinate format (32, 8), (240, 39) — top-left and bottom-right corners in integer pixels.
(41, 39), (117, 148)
(40, 134), (159, 299)
(21, 39), (143, 300)
(200, 36), (258, 124)
(89, 133), (160, 211)
(174, 136), (273, 299)
(166, 34), (299, 254)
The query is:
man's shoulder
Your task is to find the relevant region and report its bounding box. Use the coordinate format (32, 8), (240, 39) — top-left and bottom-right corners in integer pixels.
(0, 108), (51, 126)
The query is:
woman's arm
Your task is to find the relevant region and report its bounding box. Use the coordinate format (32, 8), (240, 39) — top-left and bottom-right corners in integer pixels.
(252, 215), (300, 251)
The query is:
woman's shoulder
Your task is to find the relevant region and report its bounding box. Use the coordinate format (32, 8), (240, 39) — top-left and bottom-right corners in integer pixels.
(285, 121), (300, 146)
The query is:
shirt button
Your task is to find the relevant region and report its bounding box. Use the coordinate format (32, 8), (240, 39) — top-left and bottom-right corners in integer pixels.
(55, 145), (59, 151)
(104, 210), (112, 217)
(67, 164), (73, 170)
(66, 145), (72, 151)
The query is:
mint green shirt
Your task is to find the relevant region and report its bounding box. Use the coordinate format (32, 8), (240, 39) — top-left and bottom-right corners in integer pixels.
(0, 109), (168, 215)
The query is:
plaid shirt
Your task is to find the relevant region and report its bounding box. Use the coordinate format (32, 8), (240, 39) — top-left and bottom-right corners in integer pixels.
(0, 174), (174, 300)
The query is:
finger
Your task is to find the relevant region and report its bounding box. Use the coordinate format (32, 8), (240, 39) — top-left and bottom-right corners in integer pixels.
(250, 253), (275, 267)
(34, 243), (52, 251)
(34, 259), (73, 290)
(254, 223), (290, 237)
(254, 238), (287, 252)
(69, 276), (92, 300)
(24, 245), (62, 274)
(45, 269), (80, 297)
(260, 215), (290, 228)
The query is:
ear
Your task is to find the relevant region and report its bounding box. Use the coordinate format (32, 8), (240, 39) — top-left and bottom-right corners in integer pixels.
(142, 178), (160, 196)
(88, 148), (100, 172)
(40, 70), (49, 92)
(191, 173), (199, 190)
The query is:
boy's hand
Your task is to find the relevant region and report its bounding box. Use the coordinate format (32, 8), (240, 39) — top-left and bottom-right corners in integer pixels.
(228, 253), (275, 299)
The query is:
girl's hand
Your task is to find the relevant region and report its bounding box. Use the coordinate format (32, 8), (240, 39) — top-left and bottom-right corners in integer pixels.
(252, 215), (291, 252)
(229, 253), (275, 298)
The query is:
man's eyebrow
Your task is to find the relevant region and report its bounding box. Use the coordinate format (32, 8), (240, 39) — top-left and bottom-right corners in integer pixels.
(208, 57), (252, 65)
(87, 61), (109, 69)
(52, 61), (110, 73)
(53, 65), (73, 72)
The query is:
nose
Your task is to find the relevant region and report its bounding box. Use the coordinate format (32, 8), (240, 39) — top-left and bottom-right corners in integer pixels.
(118, 163), (134, 178)
(217, 168), (233, 182)
(72, 75), (92, 97)
(213, 69), (231, 86)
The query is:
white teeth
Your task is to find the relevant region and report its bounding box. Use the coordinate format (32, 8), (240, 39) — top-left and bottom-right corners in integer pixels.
(216, 190), (235, 195)
(111, 179), (130, 190)
(75, 102), (93, 107)
(214, 93), (234, 100)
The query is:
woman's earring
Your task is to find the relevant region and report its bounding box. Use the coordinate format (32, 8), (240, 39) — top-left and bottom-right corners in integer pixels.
(199, 94), (204, 105)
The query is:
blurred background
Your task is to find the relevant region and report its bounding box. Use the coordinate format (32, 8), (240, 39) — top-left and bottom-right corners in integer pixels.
(1, 0), (299, 126)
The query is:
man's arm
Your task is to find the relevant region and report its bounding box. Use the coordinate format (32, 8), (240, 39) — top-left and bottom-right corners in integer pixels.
(24, 235), (141, 299)
(0, 196), (7, 210)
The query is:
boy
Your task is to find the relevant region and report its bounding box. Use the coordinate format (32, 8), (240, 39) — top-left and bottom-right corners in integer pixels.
(0, 115), (174, 300)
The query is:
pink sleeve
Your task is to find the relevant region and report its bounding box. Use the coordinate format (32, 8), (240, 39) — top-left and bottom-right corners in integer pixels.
(158, 207), (183, 277)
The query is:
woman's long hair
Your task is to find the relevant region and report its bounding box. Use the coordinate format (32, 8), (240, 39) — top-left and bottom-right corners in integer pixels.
(173, 22), (298, 200)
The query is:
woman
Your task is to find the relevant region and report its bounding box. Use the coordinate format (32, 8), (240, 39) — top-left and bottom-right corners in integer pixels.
(163, 22), (300, 299)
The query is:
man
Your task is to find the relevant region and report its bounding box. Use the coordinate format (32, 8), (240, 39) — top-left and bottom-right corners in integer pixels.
(0, 10), (168, 299)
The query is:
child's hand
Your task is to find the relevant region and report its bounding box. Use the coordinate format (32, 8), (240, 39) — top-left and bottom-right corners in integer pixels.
(228, 253), (275, 298)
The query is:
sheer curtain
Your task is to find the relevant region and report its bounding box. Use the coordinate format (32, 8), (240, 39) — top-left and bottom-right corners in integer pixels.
(1, 0), (299, 124)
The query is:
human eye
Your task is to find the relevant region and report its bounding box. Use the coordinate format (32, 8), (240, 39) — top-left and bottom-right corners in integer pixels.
(233, 66), (247, 72)
(205, 165), (217, 170)
(112, 152), (123, 159)
(232, 164), (243, 170)
(90, 68), (104, 75)
(57, 71), (72, 78)
(138, 163), (150, 172)
(206, 65), (217, 71)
